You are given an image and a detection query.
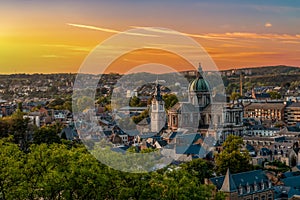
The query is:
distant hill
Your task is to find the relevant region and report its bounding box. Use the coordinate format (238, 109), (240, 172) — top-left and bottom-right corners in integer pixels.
(221, 65), (300, 87)
(221, 65), (300, 76)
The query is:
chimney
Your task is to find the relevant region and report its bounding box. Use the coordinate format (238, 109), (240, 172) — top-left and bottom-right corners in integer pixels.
(240, 73), (243, 97)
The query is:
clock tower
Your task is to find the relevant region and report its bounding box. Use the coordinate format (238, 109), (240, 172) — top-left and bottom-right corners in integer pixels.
(151, 82), (166, 133)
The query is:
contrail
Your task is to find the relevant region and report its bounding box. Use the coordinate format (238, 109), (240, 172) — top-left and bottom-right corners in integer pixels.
(67, 23), (158, 37)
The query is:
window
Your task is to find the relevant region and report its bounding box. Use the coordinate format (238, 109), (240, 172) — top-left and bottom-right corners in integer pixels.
(159, 104), (163, 111)
(239, 186), (243, 195)
(267, 194), (272, 200)
(153, 104), (156, 111)
(247, 185), (250, 193)
(172, 116), (176, 125)
(261, 182), (265, 190)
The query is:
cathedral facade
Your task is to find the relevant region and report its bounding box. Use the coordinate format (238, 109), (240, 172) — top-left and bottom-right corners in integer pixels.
(164, 64), (244, 142)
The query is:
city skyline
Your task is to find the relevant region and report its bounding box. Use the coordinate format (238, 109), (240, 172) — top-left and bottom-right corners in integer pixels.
(1, 0), (300, 74)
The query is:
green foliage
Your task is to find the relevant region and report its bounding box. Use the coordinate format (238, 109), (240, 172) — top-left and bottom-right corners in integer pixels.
(226, 83), (239, 95)
(0, 138), (24, 199)
(230, 92), (241, 102)
(48, 98), (65, 108)
(132, 109), (149, 124)
(129, 96), (146, 107)
(0, 138), (225, 199)
(74, 96), (94, 112)
(8, 110), (31, 150)
(265, 160), (291, 173)
(180, 159), (214, 184)
(48, 97), (72, 111)
(33, 125), (61, 145)
(268, 91), (282, 99)
(163, 94), (179, 110)
(215, 135), (252, 175)
(96, 96), (111, 105)
(0, 119), (10, 138)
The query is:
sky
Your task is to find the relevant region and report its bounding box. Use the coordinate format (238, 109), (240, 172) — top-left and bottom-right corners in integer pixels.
(1, 0), (300, 74)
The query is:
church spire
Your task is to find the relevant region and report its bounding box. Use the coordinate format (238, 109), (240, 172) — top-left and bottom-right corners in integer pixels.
(220, 168), (237, 192)
(196, 62), (203, 78)
(153, 80), (162, 101)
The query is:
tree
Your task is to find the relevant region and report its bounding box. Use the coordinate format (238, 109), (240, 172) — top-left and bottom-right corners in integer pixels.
(0, 138), (25, 199)
(48, 98), (65, 108)
(230, 92), (241, 103)
(96, 96), (111, 105)
(75, 96), (94, 112)
(132, 109), (149, 124)
(215, 135), (252, 175)
(163, 94), (178, 110)
(268, 91), (281, 99)
(33, 125), (61, 145)
(148, 167), (219, 200)
(62, 101), (72, 111)
(180, 159), (213, 184)
(226, 83), (239, 95)
(0, 119), (10, 138)
(129, 96), (142, 107)
(0, 138), (225, 199)
(8, 110), (31, 151)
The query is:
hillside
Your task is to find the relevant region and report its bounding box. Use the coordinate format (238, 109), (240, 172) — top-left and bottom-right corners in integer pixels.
(222, 65), (300, 76)
(221, 65), (300, 88)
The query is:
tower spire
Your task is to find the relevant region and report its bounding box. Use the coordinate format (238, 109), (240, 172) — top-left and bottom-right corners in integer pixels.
(153, 80), (162, 101)
(220, 168), (237, 192)
(197, 62), (203, 78)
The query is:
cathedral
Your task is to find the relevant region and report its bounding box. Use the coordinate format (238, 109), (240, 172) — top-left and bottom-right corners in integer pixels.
(150, 64), (244, 143)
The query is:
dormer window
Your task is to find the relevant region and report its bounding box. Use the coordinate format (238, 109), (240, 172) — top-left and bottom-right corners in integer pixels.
(239, 184), (243, 195)
(247, 183), (251, 193)
(268, 181), (272, 188)
(261, 181), (265, 190)
(254, 181), (258, 191)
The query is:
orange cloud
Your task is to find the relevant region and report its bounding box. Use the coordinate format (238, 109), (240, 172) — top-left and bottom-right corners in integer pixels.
(265, 22), (272, 28)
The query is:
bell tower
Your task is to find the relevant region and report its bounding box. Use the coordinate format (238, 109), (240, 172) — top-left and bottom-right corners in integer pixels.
(151, 81), (166, 133)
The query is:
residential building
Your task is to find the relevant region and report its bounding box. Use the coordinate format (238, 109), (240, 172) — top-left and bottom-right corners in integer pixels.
(210, 169), (274, 200)
(285, 102), (300, 126)
(244, 102), (285, 121)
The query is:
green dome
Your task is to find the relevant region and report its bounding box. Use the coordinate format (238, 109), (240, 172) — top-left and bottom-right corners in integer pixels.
(189, 77), (209, 92)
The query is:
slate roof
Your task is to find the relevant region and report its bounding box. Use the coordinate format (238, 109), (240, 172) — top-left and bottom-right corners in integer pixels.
(156, 140), (168, 147)
(287, 102), (300, 108)
(137, 117), (150, 126)
(244, 102), (285, 110)
(138, 132), (158, 139)
(220, 169), (237, 192)
(60, 126), (78, 140)
(124, 130), (140, 136)
(282, 176), (300, 189)
(176, 144), (201, 155)
(210, 169), (271, 196)
(111, 146), (130, 153)
(287, 126), (300, 132)
(283, 171), (300, 178)
(274, 186), (300, 199)
(254, 93), (271, 99)
(161, 131), (179, 140)
(175, 133), (203, 155)
(168, 102), (198, 113)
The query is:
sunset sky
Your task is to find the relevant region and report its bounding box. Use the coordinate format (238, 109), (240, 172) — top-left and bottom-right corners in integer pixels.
(1, 0), (300, 74)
